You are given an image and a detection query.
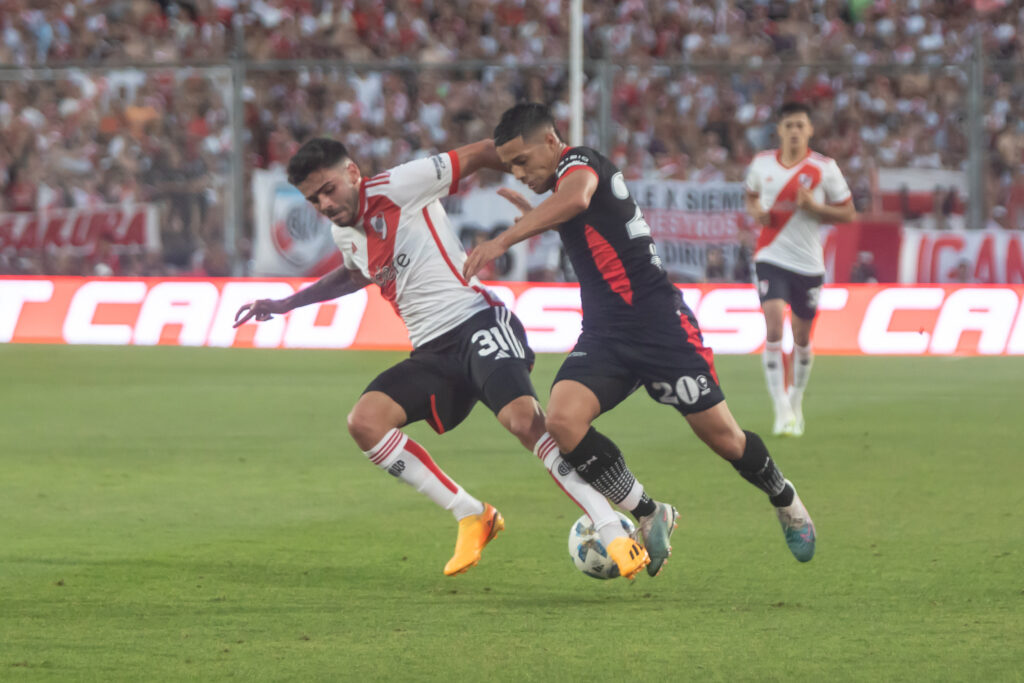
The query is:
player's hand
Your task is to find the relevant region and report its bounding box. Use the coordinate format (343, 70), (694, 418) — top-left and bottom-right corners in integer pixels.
(463, 238), (507, 280)
(797, 187), (817, 211)
(233, 299), (290, 327)
(749, 206), (771, 226)
(497, 187), (533, 217)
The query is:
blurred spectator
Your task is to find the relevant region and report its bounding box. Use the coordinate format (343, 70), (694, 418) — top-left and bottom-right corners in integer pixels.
(703, 246), (728, 283)
(849, 251), (878, 283)
(4, 0), (1024, 278)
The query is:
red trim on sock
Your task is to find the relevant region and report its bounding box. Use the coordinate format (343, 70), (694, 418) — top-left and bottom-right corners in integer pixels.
(403, 438), (458, 493)
(547, 472), (586, 512)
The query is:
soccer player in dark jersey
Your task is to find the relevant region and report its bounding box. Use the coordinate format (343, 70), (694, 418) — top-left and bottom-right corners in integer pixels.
(464, 103), (816, 564)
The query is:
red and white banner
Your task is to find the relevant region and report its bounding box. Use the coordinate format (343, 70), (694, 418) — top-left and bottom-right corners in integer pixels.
(628, 180), (749, 282)
(899, 228), (1024, 284)
(0, 205), (160, 253)
(3, 277), (1023, 355)
(251, 172), (749, 282)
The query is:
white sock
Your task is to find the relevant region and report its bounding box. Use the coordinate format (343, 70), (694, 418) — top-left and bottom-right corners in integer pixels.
(533, 433), (626, 546)
(363, 429), (483, 520)
(762, 340), (790, 418)
(790, 343), (813, 411)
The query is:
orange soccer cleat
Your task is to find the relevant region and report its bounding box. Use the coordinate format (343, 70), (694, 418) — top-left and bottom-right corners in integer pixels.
(606, 536), (650, 580)
(443, 503), (505, 576)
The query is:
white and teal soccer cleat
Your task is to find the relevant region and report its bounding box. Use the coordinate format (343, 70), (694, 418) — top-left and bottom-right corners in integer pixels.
(635, 502), (679, 577)
(775, 480), (815, 562)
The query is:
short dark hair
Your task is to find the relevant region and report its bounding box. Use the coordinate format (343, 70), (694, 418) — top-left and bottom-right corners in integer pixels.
(287, 137), (350, 185)
(777, 102), (812, 121)
(493, 103), (562, 146)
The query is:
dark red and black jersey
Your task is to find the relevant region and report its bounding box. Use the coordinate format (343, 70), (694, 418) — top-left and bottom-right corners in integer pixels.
(555, 146), (684, 336)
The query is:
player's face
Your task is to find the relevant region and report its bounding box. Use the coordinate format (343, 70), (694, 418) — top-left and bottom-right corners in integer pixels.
(297, 161), (361, 226)
(777, 112), (813, 154)
(496, 129), (562, 194)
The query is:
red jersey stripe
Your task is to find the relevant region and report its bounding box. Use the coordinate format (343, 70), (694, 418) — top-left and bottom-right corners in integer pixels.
(448, 151), (461, 195)
(421, 205), (501, 307)
(755, 162), (822, 254)
(678, 312), (718, 384)
(584, 224), (634, 305)
(422, 206), (469, 286)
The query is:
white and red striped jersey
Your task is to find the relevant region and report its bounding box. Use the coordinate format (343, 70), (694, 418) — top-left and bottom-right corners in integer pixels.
(330, 151), (500, 347)
(744, 149), (852, 276)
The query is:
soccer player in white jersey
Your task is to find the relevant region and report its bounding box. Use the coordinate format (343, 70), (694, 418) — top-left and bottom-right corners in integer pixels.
(744, 102), (856, 437)
(234, 137), (654, 579)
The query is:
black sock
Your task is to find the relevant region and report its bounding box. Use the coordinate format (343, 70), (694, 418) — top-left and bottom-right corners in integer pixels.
(731, 430), (792, 505)
(632, 494), (656, 519)
(563, 427), (644, 507)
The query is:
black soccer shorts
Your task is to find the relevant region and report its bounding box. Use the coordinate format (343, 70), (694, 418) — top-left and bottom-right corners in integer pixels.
(553, 307), (725, 417)
(755, 261), (824, 320)
(364, 306), (536, 434)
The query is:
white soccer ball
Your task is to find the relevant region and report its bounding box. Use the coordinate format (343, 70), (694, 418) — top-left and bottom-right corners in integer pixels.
(567, 511), (636, 580)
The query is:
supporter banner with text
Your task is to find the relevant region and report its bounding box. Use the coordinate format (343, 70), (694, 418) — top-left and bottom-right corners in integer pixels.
(628, 180), (749, 282)
(3, 277), (1024, 356)
(0, 205), (160, 254)
(899, 228), (1024, 284)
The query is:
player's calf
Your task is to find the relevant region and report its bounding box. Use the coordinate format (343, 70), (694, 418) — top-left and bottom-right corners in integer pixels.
(729, 430), (816, 562)
(561, 427), (659, 520)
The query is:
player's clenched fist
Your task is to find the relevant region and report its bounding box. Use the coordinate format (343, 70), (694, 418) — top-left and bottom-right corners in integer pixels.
(234, 298), (291, 327)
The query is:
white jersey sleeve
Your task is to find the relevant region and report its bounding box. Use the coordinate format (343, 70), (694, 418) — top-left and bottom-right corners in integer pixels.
(744, 162), (762, 196)
(822, 158), (852, 205)
(330, 225), (369, 278)
(384, 152), (461, 210)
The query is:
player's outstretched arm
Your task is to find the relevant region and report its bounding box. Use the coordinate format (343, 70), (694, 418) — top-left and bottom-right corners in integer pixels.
(233, 265), (370, 327)
(451, 139), (507, 177)
(463, 170), (597, 279)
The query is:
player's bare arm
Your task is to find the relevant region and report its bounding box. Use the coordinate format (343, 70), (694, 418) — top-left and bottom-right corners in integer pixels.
(745, 193), (770, 226)
(796, 187), (856, 223)
(233, 265), (370, 327)
(451, 139), (507, 176)
(463, 170), (598, 279)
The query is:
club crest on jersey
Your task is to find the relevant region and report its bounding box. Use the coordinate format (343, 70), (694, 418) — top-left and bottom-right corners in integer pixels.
(798, 173), (813, 188)
(370, 214), (388, 240)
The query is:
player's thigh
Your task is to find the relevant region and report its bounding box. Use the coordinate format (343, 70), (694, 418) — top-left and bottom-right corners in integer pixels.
(347, 390), (408, 449)
(788, 272), (824, 330)
(756, 262), (792, 341)
(633, 324), (726, 417)
(363, 354), (478, 435)
(479, 360), (542, 438)
(465, 306), (536, 385)
(551, 337), (638, 418)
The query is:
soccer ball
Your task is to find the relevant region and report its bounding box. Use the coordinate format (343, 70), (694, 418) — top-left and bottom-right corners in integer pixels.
(567, 512), (636, 580)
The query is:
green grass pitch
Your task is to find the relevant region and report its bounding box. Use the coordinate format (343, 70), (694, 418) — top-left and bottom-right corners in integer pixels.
(1, 345), (1022, 681)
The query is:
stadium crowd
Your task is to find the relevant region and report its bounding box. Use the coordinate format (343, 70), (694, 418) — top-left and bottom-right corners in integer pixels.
(2, 0), (1023, 277)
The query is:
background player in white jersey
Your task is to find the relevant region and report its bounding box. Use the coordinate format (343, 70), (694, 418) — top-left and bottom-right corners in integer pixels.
(233, 137), (651, 579)
(744, 102), (856, 437)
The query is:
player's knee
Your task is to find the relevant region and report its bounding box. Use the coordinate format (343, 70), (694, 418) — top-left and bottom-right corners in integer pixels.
(505, 408), (539, 442)
(347, 407), (385, 449)
(545, 409), (589, 451)
(710, 425), (747, 460)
